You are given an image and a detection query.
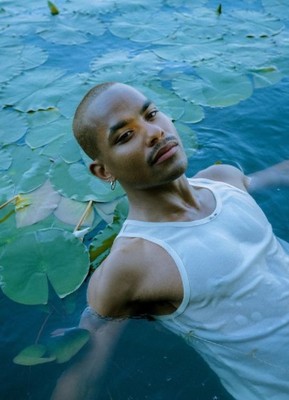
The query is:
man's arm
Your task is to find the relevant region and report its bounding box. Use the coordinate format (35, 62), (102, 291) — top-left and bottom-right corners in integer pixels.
(247, 160), (289, 192)
(51, 308), (129, 400)
(195, 161), (289, 193)
(52, 243), (146, 400)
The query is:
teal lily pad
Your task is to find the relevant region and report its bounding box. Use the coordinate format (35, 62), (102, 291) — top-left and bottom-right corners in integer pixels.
(0, 67), (67, 111)
(25, 115), (70, 149)
(5, 144), (51, 193)
(49, 160), (124, 202)
(48, 328), (90, 364)
(262, 0), (289, 19)
(109, 10), (178, 43)
(54, 196), (96, 227)
(0, 228), (90, 305)
(15, 180), (61, 228)
(59, 137), (82, 164)
(0, 148), (12, 170)
(0, 109), (28, 145)
(13, 344), (56, 366)
(173, 67), (253, 108)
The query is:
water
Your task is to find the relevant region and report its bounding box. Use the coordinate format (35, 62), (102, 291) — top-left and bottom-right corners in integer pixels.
(1, 1), (289, 399)
(1, 78), (288, 400)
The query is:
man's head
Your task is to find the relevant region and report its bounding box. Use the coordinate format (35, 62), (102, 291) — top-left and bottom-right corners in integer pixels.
(73, 82), (115, 160)
(73, 82), (188, 191)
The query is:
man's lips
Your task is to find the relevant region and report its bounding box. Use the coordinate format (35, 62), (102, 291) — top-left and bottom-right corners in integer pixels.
(148, 138), (179, 166)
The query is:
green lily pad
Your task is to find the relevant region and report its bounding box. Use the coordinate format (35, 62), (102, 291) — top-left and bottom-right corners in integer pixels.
(0, 67), (67, 111)
(0, 109), (28, 145)
(109, 10), (178, 43)
(0, 148), (12, 170)
(90, 198), (129, 269)
(175, 122), (198, 158)
(5, 144), (51, 193)
(173, 67), (253, 108)
(48, 328), (90, 364)
(262, 0), (289, 19)
(63, 0), (117, 14)
(15, 180), (61, 228)
(13, 344), (56, 366)
(0, 228), (90, 305)
(49, 160), (124, 202)
(54, 196), (96, 227)
(26, 115), (70, 149)
(59, 137), (82, 164)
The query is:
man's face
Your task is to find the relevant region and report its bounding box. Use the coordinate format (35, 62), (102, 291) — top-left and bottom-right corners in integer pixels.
(88, 83), (188, 191)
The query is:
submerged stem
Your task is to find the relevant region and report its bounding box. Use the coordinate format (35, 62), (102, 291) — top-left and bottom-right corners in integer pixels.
(74, 200), (93, 233)
(0, 195), (19, 210)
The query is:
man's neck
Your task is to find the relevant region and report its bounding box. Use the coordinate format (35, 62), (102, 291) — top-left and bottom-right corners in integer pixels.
(125, 175), (201, 222)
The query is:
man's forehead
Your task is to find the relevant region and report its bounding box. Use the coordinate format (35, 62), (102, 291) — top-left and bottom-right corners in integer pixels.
(89, 84), (151, 123)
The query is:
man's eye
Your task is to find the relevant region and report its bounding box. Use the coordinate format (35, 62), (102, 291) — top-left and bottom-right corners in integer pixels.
(116, 131), (133, 144)
(147, 109), (159, 120)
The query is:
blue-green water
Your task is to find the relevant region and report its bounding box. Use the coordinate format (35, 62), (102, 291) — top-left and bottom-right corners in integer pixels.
(1, 0), (289, 399)
(1, 78), (288, 400)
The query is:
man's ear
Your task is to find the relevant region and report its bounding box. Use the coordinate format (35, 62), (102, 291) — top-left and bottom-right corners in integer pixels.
(89, 160), (113, 182)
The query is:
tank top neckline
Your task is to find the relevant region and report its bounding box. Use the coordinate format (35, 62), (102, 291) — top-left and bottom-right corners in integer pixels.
(123, 178), (222, 228)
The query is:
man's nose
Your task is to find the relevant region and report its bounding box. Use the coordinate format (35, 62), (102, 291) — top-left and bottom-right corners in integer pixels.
(145, 123), (164, 147)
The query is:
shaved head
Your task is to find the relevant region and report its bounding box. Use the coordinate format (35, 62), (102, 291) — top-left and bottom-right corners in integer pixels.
(73, 82), (116, 160)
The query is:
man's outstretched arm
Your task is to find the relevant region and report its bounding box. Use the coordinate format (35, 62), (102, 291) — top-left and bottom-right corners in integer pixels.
(51, 307), (129, 400)
(247, 160), (289, 192)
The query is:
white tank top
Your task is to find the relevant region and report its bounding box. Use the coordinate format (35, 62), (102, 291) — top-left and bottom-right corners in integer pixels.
(116, 178), (289, 399)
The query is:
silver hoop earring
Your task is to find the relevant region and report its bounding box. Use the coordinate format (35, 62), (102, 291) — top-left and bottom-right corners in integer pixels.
(110, 179), (116, 191)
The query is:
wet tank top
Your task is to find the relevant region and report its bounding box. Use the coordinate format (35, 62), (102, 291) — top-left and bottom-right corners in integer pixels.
(116, 178), (289, 400)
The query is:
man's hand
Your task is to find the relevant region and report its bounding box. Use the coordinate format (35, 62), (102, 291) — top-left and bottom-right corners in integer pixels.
(248, 160), (289, 192)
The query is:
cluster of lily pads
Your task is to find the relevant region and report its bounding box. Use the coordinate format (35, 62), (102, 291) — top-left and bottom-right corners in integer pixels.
(0, 0), (288, 341)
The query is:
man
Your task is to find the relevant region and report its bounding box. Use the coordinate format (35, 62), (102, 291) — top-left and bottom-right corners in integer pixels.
(53, 82), (289, 400)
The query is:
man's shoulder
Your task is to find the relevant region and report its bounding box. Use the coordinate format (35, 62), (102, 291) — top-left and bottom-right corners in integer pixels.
(193, 164), (249, 191)
(87, 238), (155, 317)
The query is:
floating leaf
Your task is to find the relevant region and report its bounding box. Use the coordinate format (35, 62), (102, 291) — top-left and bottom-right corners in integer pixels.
(175, 122), (198, 158)
(0, 109), (28, 145)
(50, 160), (124, 202)
(54, 196), (96, 227)
(5, 144), (51, 193)
(0, 148), (12, 170)
(0, 67), (66, 111)
(15, 180), (61, 228)
(109, 11), (178, 43)
(90, 199), (128, 269)
(216, 4), (222, 15)
(48, 1), (59, 15)
(173, 67), (253, 107)
(26, 115), (70, 149)
(48, 328), (90, 363)
(0, 228), (90, 305)
(59, 138), (82, 164)
(13, 344), (55, 366)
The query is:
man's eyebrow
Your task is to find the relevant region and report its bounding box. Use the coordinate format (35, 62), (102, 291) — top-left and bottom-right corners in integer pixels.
(141, 99), (153, 113)
(108, 99), (153, 140)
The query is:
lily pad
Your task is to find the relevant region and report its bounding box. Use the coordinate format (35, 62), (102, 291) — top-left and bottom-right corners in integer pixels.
(262, 0), (289, 20)
(0, 67), (67, 111)
(0, 148), (12, 170)
(54, 196), (96, 227)
(173, 67), (253, 108)
(0, 228), (90, 305)
(25, 115), (70, 149)
(5, 144), (51, 193)
(0, 109), (28, 145)
(49, 160), (124, 202)
(13, 344), (56, 366)
(15, 180), (61, 228)
(109, 10), (178, 43)
(59, 137), (82, 164)
(48, 328), (90, 364)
